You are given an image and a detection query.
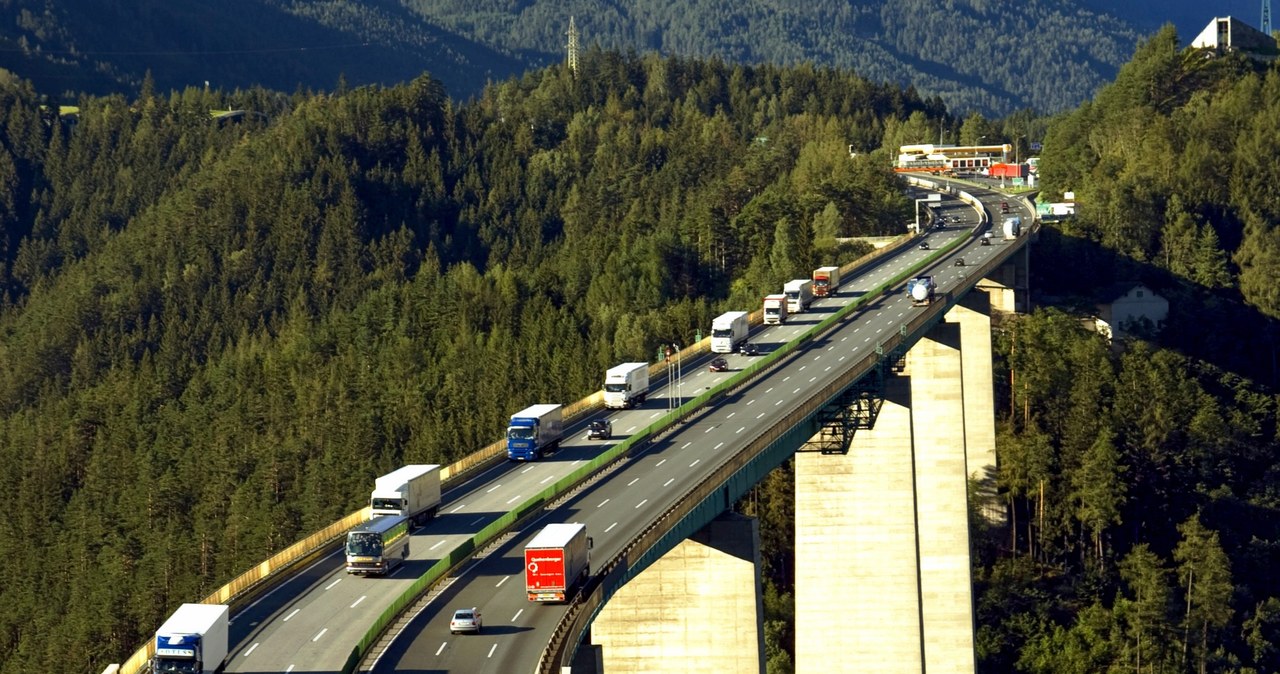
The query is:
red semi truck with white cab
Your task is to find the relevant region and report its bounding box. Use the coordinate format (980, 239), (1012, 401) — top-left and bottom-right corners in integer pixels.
(525, 522), (591, 602)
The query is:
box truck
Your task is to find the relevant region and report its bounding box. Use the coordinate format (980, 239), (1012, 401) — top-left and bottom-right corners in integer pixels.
(507, 404), (564, 461)
(153, 603), (229, 674)
(812, 266), (841, 297)
(710, 311), (749, 353)
(525, 522), (591, 602)
(784, 279), (814, 313)
(604, 362), (649, 409)
(762, 294), (788, 325)
(370, 464), (442, 525)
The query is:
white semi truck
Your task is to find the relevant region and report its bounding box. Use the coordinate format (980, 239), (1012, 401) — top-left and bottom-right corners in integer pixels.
(370, 464), (442, 525)
(784, 279), (814, 313)
(604, 362), (650, 409)
(710, 311), (749, 353)
(152, 603), (229, 674)
(762, 294), (788, 325)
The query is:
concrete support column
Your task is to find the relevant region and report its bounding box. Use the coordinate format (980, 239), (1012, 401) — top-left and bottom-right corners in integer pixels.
(909, 322), (977, 674)
(947, 295), (1001, 523)
(593, 512), (764, 674)
(795, 373), (923, 673)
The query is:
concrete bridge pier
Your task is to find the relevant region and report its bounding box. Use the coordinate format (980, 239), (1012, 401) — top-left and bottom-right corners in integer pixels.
(591, 512), (765, 673)
(795, 315), (985, 673)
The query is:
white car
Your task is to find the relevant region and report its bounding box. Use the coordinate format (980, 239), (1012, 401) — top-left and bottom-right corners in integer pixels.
(450, 607), (482, 634)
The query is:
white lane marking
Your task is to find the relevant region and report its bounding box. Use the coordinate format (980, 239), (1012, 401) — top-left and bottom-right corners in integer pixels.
(809, 377), (816, 383)
(714, 442), (724, 450)
(628, 478), (639, 486)
(813, 355), (822, 361)
(522, 466), (535, 473)
(799, 366), (807, 371)
(746, 399), (755, 405)
(486, 484), (502, 493)
(430, 539), (446, 550)
(757, 412), (765, 419)
(636, 499), (649, 509)
(736, 426), (746, 434)
(691, 459), (700, 467)
(727, 412), (736, 419)
(825, 366), (832, 372)
(325, 578), (342, 591)
(435, 643), (447, 656)
(351, 595), (366, 608)
(766, 387), (774, 393)
(487, 644), (498, 659)
(839, 356), (846, 361)
(776, 399), (784, 406)
(312, 628), (327, 642)
(664, 478), (675, 487)
(606, 522), (618, 532)
(704, 427), (714, 433)
(842, 336), (848, 341)
(540, 475), (554, 484)
(572, 460), (583, 466)
(283, 608), (301, 622)
(285, 666), (295, 673)
(625, 426), (637, 433)
(506, 495), (523, 504)
(497, 576), (510, 588)
(656, 459), (667, 467)
(470, 516), (485, 526)
(597, 498), (610, 508)
(794, 388), (802, 394)
(512, 608), (524, 622)
(681, 442), (692, 449)
(449, 504), (466, 513)
(242, 643), (260, 657)
(783, 376), (791, 382)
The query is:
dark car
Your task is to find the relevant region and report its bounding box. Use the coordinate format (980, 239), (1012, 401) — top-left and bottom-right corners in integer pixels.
(587, 419), (612, 440)
(954, 258), (966, 267)
(738, 342), (760, 356)
(709, 356), (729, 372)
(919, 241), (930, 250)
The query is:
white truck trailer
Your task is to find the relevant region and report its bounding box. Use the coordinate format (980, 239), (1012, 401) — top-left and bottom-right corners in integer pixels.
(153, 603), (229, 674)
(507, 403), (565, 461)
(370, 464), (442, 525)
(710, 311), (749, 353)
(604, 362), (650, 409)
(784, 278), (814, 313)
(762, 294), (788, 325)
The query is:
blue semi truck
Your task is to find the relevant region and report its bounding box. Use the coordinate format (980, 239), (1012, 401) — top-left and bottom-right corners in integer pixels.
(506, 404), (564, 461)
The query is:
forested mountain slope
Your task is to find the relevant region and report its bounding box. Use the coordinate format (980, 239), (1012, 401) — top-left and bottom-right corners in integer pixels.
(0, 0), (1142, 115)
(0, 55), (916, 672)
(972, 27), (1280, 673)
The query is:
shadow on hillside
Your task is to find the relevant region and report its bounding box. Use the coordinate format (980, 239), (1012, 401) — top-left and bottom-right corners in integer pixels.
(1031, 227), (1279, 388)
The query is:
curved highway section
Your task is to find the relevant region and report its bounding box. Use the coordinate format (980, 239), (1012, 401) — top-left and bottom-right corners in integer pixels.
(213, 181), (1026, 674)
(366, 185), (1021, 672)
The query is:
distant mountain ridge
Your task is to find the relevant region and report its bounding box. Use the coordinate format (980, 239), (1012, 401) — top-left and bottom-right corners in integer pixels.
(0, 0), (1196, 115)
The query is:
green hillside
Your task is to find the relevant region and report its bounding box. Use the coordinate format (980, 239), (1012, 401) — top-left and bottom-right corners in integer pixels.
(0, 55), (916, 672)
(0, 0), (1142, 115)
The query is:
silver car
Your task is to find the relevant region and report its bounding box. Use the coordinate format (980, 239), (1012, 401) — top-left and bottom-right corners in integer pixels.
(450, 607), (482, 634)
